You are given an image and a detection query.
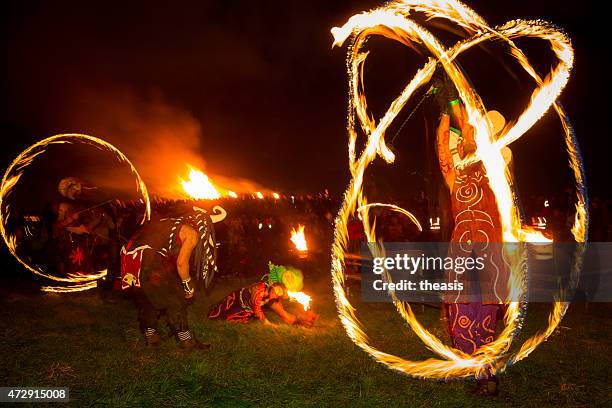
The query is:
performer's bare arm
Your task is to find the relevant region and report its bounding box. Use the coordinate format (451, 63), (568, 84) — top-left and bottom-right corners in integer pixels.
(177, 224), (198, 282)
(436, 114), (455, 190)
(452, 105), (476, 157)
(269, 301), (297, 324)
(57, 203), (71, 225)
(57, 202), (88, 234)
(450, 101), (466, 129)
(451, 104), (509, 164)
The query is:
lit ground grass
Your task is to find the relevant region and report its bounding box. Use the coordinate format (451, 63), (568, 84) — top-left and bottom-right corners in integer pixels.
(0, 272), (610, 407)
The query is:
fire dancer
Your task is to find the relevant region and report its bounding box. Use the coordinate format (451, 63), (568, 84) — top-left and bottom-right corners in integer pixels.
(120, 206), (226, 349)
(433, 76), (511, 396)
(208, 262), (318, 326)
(54, 177), (118, 279)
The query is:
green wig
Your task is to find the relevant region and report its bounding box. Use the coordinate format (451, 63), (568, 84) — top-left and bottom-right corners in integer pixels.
(267, 262), (304, 292)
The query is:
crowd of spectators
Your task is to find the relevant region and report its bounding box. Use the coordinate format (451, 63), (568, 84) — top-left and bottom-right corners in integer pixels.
(11, 188), (612, 284)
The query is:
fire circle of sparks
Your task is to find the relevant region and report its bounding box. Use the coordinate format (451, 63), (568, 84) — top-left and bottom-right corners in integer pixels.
(330, 0), (588, 379)
(0, 134), (151, 292)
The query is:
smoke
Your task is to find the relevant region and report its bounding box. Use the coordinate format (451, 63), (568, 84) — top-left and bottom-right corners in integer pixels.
(56, 86), (203, 198)
(54, 85), (268, 199)
(207, 173), (273, 195)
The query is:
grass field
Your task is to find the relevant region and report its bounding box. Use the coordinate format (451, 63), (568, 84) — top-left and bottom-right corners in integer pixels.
(0, 267), (610, 407)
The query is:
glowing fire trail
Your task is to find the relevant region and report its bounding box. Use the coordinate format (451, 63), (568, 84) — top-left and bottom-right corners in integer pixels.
(290, 225), (308, 252)
(0, 134), (151, 292)
(330, 0), (587, 379)
(357, 203), (423, 232)
(41, 280), (99, 293)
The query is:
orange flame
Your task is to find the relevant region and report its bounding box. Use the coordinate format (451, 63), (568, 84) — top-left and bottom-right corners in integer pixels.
(288, 290), (312, 311)
(290, 225), (308, 251)
(180, 166), (221, 200)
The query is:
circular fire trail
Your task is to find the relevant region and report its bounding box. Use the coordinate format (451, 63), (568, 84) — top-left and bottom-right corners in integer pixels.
(1, 134), (151, 292)
(330, 0), (588, 378)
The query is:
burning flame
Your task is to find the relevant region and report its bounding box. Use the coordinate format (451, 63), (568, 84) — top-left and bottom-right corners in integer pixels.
(288, 290), (311, 311)
(290, 225), (308, 251)
(0, 134), (150, 293)
(228, 190), (238, 198)
(330, 0), (587, 379)
(180, 167), (221, 200)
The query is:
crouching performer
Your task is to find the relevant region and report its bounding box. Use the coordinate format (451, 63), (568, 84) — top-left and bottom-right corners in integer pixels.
(208, 262), (318, 326)
(120, 205), (226, 349)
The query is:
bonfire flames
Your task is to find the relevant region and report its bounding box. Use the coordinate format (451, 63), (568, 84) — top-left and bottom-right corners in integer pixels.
(180, 167), (221, 200)
(290, 225), (308, 252)
(179, 166), (289, 202)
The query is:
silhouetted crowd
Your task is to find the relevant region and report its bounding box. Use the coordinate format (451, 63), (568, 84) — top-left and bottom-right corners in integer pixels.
(10, 189), (612, 285)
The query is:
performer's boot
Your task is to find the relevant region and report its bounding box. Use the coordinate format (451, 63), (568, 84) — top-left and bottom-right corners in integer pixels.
(176, 330), (210, 350)
(135, 289), (161, 346)
(474, 375), (499, 397)
(144, 327), (162, 347)
(169, 312), (210, 350)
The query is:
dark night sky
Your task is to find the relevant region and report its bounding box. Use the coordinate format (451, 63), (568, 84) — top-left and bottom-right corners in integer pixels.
(0, 0), (606, 199)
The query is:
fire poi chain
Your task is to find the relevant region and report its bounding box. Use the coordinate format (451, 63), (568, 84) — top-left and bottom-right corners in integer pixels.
(330, 0), (587, 380)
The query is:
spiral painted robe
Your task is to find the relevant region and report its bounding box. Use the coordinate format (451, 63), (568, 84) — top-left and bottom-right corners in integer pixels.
(437, 117), (509, 360)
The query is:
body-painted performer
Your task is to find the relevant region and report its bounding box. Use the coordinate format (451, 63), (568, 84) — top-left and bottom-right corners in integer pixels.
(120, 205), (226, 349)
(208, 262), (318, 326)
(433, 77), (511, 396)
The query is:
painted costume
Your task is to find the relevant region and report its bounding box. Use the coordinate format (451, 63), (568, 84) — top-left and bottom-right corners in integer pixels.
(443, 161), (509, 304)
(207, 281), (271, 323)
(435, 97), (509, 380)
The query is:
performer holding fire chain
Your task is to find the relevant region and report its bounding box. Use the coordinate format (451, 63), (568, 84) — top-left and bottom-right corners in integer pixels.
(54, 177), (118, 281)
(120, 206), (226, 349)
(433, 74), (512, 396)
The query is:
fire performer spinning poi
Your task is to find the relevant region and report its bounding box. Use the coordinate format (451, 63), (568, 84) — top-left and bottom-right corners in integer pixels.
(433, 75), (511, 396)
(208, 262), (319, 326)
(120, 205), (226, 349)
